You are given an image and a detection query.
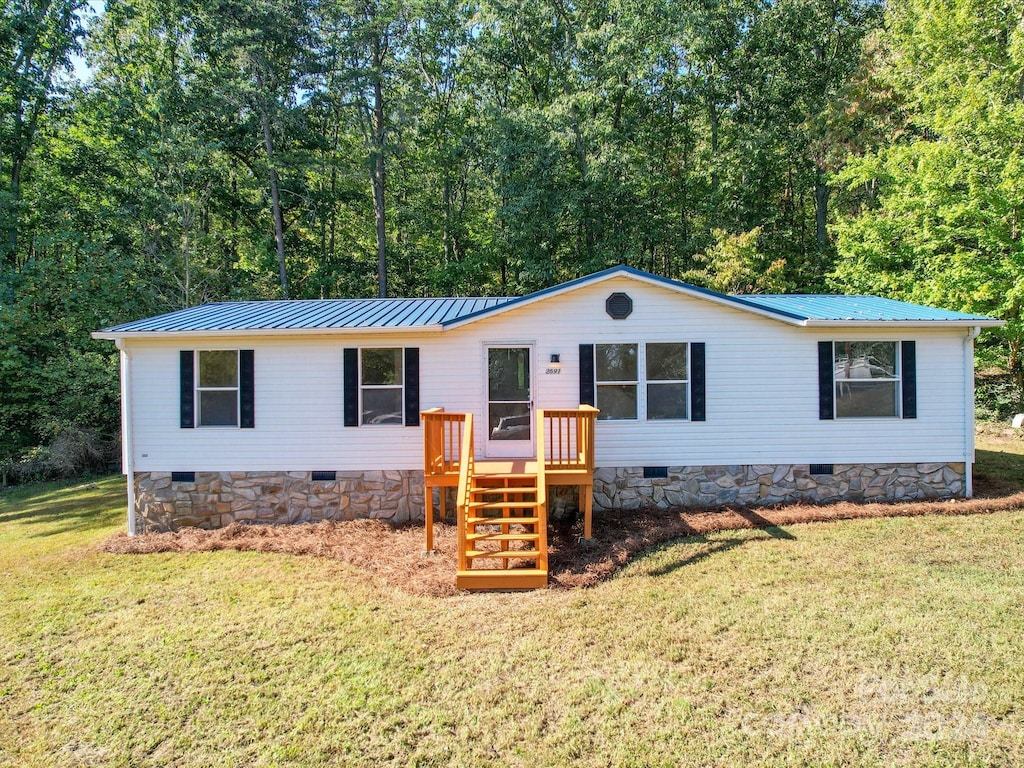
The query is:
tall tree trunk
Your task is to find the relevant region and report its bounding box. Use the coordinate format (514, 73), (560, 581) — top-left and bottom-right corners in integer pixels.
(708, 93), (720, 226)
(329, 121), (339, 262)
(572, 123), (594, 265)
(442, 173), (452, 265)
(372, 35), (387, 299)
(261, 106), (289, 299)
(814, 167), (830, 250)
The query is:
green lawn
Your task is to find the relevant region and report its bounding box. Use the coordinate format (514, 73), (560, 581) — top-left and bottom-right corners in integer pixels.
(2, 456), (1024, 767)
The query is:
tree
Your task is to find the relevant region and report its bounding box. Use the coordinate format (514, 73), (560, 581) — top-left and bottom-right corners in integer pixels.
(831, 0), (1024, 400)
(0, 0), (87, 275)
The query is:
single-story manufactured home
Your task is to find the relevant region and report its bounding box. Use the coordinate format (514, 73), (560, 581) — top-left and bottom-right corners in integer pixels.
(94, 266), (1001, 588)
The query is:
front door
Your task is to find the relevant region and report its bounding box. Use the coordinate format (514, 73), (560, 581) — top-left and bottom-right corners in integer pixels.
(485, 345), (534, 457)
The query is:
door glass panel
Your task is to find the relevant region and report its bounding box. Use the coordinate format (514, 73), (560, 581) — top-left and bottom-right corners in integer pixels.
(488, 348), (530, 401)
(489, 403), (532, 441)
(488, 347), (531, 443)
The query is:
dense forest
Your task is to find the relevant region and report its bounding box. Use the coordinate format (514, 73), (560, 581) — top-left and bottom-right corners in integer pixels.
(2, 0), (1023, 480)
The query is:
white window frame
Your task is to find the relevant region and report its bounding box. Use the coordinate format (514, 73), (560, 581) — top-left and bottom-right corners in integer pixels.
(359, 348), (405, 426)
(645, 342), (690, 421)
(595, 342), (690, 422)
(196, 349), (240, 428)
(596, 343), (639, 421)
(832, 340), (902, 419)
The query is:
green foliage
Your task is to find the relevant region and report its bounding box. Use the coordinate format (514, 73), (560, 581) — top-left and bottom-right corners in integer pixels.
(684, 227), (791, 295)
(831, 0), (1024, 400)
(976, 371), (1024, 422)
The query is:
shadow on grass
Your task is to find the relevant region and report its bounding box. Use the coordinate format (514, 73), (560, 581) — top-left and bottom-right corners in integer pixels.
(730, 508), (797, 539)
(974, 449), (1024, 496)
(0, 476), (125, 537)
(642, 525), (795, 579)
(646, 536), (747, 577)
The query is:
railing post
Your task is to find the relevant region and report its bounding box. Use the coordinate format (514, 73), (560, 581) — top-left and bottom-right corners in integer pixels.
(535, 410), (548, 573)
(456, 413), (474, 573)
(421, 409), (442, 553)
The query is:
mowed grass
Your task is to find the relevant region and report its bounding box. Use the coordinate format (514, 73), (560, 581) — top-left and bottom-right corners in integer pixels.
(2, 456), (1024, 767)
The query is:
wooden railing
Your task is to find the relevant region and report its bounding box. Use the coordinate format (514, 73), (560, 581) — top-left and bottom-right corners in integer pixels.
(422, 408), (468, 552)
(455, 411), (475, 572)
(538, 405), (598, 539)
(533, 411), (549, 573)
(538, 405), (598, 474)
(422, 407), (466, 477)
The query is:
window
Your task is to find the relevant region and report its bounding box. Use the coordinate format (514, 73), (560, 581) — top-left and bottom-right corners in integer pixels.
(595, 343), (689, 421)
(833, 341), (900, 418)
(360, 348), (403, 425)
(596, 344), (638, 419)
(197, 350), (239, 427)
(647, 343), (688, 420)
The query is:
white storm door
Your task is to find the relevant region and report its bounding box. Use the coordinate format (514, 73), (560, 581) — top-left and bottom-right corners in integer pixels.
(484, 345), (534, 458)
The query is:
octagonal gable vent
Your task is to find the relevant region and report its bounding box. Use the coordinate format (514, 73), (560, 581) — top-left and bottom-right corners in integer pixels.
(605, 292), (633, 319)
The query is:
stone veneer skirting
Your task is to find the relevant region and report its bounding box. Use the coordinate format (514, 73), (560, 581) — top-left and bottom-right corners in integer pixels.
(133, 462), (966, 534)
(134, 470), (424, 534)
(589, 463), (966, 511)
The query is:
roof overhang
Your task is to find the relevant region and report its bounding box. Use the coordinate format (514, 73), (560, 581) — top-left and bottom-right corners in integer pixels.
(91, 324), (445, 341)
(799, 319), (1005, 328)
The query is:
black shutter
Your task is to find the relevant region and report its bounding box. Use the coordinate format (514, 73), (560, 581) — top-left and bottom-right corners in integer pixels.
(343, 348), (359, 427)
(901, 340), (917, 419)
(239, 350), (255, 428)
(690, 342), (706, 421)
(818, 341), (834, 420)
(404, 347), (420, 426)
(579, 344), (595, 406)
(180, 351), (195, 428)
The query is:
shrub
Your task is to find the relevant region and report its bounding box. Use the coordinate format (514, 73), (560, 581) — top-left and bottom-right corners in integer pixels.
(976, 371), (1023, 422)
(5, 427), (119, 485)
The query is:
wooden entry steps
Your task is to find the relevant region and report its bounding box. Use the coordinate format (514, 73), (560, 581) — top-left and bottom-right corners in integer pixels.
(456, 459), (548, 591)
(422, 405), (598, 591)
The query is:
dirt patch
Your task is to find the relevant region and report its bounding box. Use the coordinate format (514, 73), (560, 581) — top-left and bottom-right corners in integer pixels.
(100, 484), (1024, 597)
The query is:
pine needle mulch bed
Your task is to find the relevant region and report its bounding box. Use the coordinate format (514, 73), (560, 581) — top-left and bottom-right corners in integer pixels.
(100, 470), (1024, 597)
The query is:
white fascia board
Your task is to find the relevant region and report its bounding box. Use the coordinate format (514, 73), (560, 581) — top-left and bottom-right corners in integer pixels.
(799, 319), (1005, 329)
(91, 324), (445, 341)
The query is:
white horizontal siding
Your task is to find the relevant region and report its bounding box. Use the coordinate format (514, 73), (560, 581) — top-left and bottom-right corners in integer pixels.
(124, 275), (975, 472)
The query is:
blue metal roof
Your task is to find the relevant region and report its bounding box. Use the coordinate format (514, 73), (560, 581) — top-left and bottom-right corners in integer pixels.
(100, 297), (514, 333)
(738, 294), (995, 323)
(96, 266), (1000, 336)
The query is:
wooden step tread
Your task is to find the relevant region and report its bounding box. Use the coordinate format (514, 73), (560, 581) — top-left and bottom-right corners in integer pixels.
(465, 549), (541, 559)
(456, 569), (548, 591)
(466, 500), (543, 510)
(470, 486), (539, 494)
(472, 473), (537, 480)
(466, 516), (541, 526)
(466, 532), (540, 542)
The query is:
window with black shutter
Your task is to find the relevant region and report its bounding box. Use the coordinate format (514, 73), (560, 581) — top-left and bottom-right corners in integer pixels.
(344, 347), (420, 426)
(582, 342), (700, 421)
(821, 340), (913, 419)
(181, 350), (255, 428)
